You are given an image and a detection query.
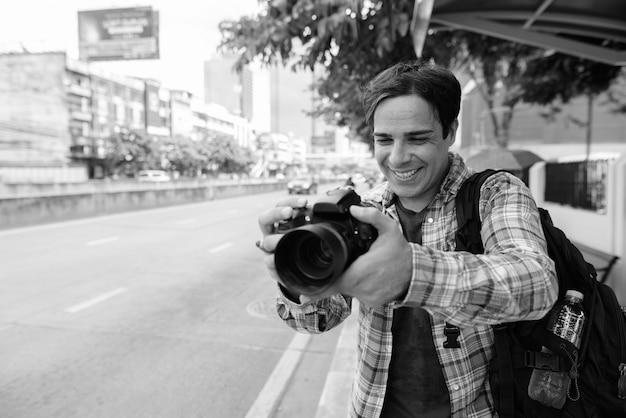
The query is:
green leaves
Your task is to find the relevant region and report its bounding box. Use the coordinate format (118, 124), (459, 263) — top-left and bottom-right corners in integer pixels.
(218, 0), (622, 148)
(103, 129), (161, 177)
(103, 130), (253, 178)
(521, 53), (622, 105)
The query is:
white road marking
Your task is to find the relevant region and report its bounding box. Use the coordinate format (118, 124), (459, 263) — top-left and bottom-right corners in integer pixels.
(175, 218), (196, 225)
(245, 332), (312, 418)
(85, 236), (119, 246)
(65, 287), (128, 313)
(209, 242), (233, 253)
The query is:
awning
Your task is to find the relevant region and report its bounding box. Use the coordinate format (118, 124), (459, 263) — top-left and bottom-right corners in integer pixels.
(412, 0), (626, 66)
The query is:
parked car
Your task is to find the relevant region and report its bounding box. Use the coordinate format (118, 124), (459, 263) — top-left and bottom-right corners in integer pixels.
(137, 170), (171, 182)
(287, 176), (318, 194)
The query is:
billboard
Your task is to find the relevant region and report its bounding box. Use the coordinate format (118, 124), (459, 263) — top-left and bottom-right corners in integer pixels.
(78, 7), (159, 61)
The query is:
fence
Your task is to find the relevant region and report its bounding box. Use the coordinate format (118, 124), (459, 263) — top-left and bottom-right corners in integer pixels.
(529, 155), (626, 304)
(544, 160), (610, 213)
(0, 165), (88, 184)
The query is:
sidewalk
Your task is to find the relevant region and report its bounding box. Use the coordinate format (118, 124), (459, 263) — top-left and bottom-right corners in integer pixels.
(314, 301), (359, 418)
(245, 300), (359, 418)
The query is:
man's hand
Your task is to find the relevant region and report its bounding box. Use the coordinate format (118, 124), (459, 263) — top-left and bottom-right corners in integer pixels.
(256, 197), (307, 298)
(256, 198), (413, 307)
(327, 205), (413, 306)
(294, 205), (413, 307)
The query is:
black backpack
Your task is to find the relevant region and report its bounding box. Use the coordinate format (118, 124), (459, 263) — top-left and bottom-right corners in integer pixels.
(454, 169), (626, 418)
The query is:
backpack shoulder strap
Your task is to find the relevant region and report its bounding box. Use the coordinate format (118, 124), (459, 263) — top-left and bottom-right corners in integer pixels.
(455, 169), (500, 253)
(445, 170), (498, 348)
(454, 168), (516, 418)
(448, 168), (503, 347)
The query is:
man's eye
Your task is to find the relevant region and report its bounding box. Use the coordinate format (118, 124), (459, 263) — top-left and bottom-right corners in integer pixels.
(374, 138), (392, 144)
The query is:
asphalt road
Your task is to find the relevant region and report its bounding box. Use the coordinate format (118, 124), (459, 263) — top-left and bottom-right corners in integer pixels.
(0, 183), (354, 418)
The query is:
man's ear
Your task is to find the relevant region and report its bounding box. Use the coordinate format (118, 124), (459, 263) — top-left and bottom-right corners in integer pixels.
(447, 119), (459, 146)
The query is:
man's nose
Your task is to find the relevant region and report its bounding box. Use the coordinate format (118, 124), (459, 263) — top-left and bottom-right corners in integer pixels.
(389, 142), (410, 166)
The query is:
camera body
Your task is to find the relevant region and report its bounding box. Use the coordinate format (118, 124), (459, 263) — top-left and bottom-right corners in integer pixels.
(274, 187), (377, 296)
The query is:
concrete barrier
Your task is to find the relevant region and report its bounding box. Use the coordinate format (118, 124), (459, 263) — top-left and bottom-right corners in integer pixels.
(0, 180), (287, 230)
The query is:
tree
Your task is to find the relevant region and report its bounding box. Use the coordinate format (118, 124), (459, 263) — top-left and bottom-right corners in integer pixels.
(420, 29), (547, 148)
(219, 1), (548, 148)
(103, 129), (160, 177)
(520, 53), (622, 158)
(102, 129), (254, 178)
(205, 135), (255, 174)
(604, 68), (626, 114)
(219, 0), (622, 149)
(162, 136), (208, 177)
(219, 0), (419, 145)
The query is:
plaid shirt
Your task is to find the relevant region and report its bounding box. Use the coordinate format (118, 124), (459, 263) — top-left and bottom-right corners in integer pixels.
(276, 153), (558, 417)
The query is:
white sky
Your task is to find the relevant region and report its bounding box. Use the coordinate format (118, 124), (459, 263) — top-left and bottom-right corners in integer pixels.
(0, 0), (261, 98)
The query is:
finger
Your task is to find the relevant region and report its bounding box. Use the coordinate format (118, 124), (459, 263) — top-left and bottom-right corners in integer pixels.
(257, 198), (309, 236)
(255, 238), (272, 254)
(299, 279), (344, 301)
(299, 295), (317, 304)
(349, 205), (392, 233)
(259, 234), (282, 253)
(274, 197), (308, 209)
(263, 254), (279, 279)
(257, 206), (293, 235)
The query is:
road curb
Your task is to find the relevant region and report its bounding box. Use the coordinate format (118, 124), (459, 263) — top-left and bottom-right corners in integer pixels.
(314, 301), (359, 418)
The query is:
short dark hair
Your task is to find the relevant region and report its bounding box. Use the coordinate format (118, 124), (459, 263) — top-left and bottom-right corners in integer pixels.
(362, 60), (461, 138)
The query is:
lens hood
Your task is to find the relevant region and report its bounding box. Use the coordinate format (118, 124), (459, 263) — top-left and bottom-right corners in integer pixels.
(274, 223), (349, 295)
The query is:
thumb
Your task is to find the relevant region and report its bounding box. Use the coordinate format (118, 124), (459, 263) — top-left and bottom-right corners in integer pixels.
(349, 205), (392, 233)
(299, 295), (317, 304)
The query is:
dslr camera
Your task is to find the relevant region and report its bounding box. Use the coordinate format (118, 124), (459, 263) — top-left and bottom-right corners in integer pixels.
(274, 188), (378, 296)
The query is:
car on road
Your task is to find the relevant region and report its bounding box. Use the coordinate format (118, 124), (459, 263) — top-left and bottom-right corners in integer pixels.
(137, 170), (171, 182)
(287, 176), (318, 194)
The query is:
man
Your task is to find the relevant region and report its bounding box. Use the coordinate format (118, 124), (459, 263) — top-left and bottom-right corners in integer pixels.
(256, 60), (558, 417)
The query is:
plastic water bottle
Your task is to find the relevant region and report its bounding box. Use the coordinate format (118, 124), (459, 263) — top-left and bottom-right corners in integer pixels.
(527, 290), (586, 409)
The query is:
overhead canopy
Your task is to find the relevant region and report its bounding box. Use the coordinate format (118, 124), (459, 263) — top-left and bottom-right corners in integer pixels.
(412, 0), (626, 66)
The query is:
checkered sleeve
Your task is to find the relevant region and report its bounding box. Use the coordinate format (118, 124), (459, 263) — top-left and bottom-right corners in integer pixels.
(275, 288), (353, 333)
(400, 172), (558, 326)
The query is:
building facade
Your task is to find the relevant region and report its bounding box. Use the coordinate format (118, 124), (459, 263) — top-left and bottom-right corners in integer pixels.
(203, 54), (356, 177)
(0, 52), (71, 165)
(0, 51), (255, 182)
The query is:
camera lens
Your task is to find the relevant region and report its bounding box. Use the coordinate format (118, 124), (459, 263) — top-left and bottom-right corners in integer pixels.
(296, 235), (333, 273)
(275, 223), (349, 294)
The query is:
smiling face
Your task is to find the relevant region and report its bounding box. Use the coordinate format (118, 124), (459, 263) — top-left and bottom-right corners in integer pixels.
(373, 95), (457, 212)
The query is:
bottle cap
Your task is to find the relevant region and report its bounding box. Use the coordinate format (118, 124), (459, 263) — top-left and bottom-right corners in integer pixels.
(566, 290), (584, 301)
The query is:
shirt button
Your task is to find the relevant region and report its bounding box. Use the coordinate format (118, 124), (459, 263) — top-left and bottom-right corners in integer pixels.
(427, 217), (434, 223)
(452, 384), (460, 391)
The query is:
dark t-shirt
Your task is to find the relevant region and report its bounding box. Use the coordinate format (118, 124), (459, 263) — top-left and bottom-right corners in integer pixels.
(380, 198), (451, 418)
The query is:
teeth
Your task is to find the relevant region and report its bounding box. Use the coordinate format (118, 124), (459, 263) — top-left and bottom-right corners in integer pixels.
(392, 168), (418, 179)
